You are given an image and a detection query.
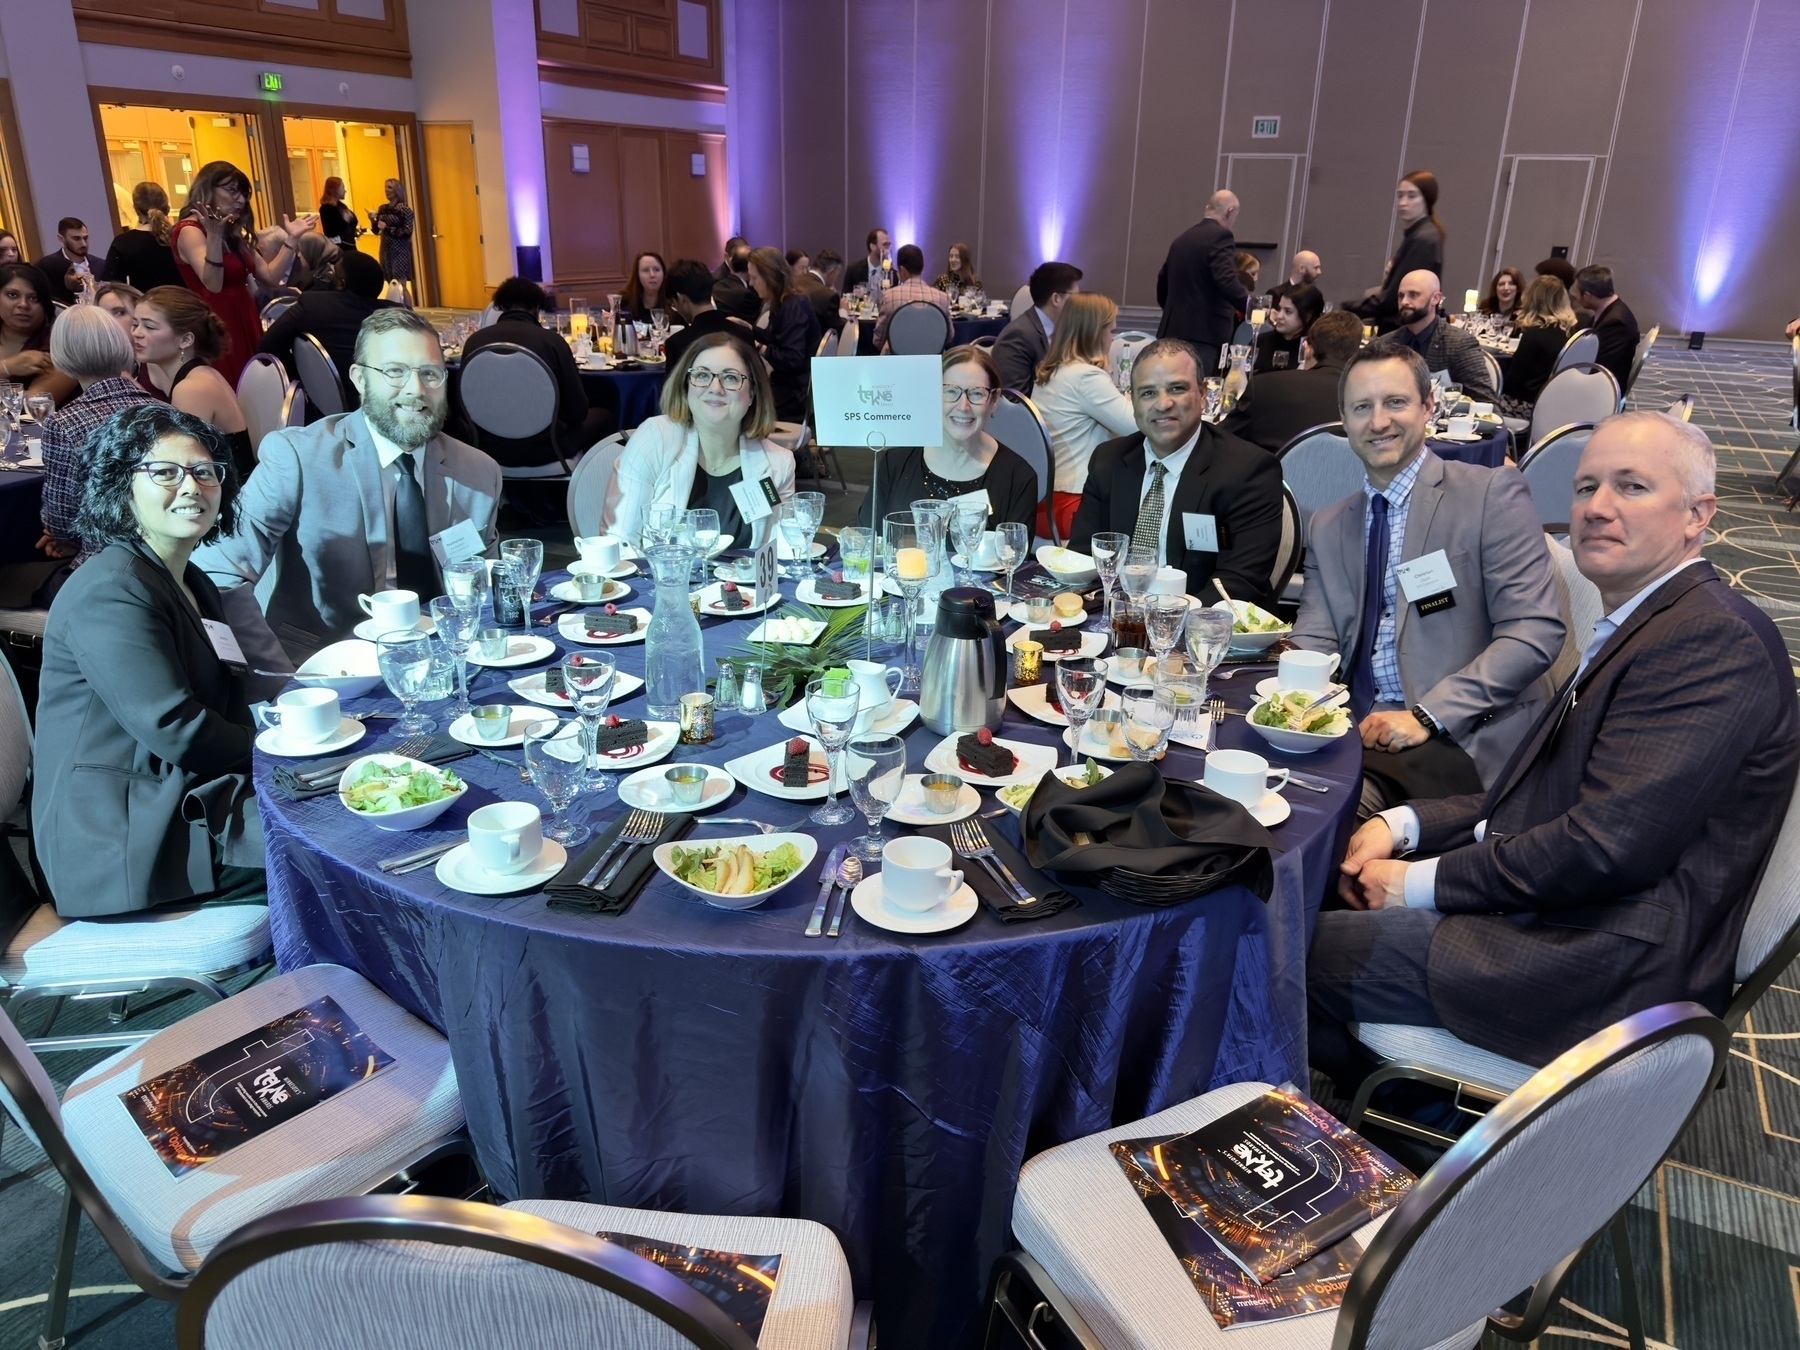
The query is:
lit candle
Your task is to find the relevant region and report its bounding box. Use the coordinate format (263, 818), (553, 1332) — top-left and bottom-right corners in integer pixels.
(570, 311), (589, 337)
(895, 546), (927, 581)
(1249, 308), (1266, 328)
(1463, 289), (1479, 314)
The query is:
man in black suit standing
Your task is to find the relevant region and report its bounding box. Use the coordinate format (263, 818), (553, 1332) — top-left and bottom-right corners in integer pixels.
(1069, 338), (1284, 609)
(1155, 190), (1248, 377)
(1223, 309), (1362, 451)
(1309, 411), (1799, 1082)
(991, 260), (1082, 394)
(1574, 265), (1640, 395)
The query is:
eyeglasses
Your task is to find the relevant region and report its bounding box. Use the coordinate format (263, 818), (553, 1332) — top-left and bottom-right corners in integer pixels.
(355, 362), (449, 389)
(943, 386), (994, 406)
(687, 368), (748, 391)
(134, 460), (229, 488)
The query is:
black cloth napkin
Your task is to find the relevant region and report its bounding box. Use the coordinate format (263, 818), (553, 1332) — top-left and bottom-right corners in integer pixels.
(913, 821), (1079, 923)
(545, 812), (694, 915)
(1024, 761), (1275, 900)
(271, 734), (475, 801)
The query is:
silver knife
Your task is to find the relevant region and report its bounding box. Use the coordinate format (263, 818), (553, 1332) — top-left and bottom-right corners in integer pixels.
(806, 844), (847, 938)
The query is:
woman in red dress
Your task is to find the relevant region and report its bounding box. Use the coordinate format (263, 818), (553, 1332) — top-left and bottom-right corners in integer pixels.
(171, 160), (316, 388)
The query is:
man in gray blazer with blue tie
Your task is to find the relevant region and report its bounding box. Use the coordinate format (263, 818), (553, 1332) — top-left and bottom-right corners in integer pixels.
(195, 309), (502, 662)
(1289, 340), (1564, 812)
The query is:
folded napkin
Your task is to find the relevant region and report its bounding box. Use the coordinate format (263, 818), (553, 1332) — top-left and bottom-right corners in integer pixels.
(270, 734), (474, 801)
(545, 812), (694, 915)
(1024, 761), (1274, 900)
(913, 821), (1078, 923)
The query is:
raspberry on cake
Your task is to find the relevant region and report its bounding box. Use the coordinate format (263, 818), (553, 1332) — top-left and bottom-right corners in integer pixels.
(593, 717), (649, 752)
(583, 606), (639, 636)
(718, 581), (749, 611)
(781, 737), (813, 787)
(956, 726), (1017, 777)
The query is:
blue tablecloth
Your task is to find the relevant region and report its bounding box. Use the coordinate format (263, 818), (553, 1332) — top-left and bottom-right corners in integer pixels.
(258, 576), (1358, 1345)
(1427, 422), (1509, 468)
(579, 365), (666, 432)
(0, 467), (45, 565)
(852, 312), (1009, 355)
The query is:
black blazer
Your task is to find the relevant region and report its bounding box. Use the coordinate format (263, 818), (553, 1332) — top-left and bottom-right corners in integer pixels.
(756, 293), (822, 423)
(1414, 563), (1800, 1065)
(1223, 360), (1347, 453)
(31, 250), (84, 307)
(1588, 298), (1640, 394)
(992, 308), (1048, 395)
(792, 270), (844, 335)
(258, 289), (395, 399)
(844, 259), (895, 292)
(33, 540), (259, 916)
(662, 308), (757, 370)
(100, 229), (184, 293)
(1068, 425), (1285, 609)
(458, 309), (591, 468)
(1155, 218), (1248, 348)
(855, 442), (1040, 533)
(1358, 219), (1443, 331)
(1500, 324), (1569, 406)
(1252, 328), (1302, 374)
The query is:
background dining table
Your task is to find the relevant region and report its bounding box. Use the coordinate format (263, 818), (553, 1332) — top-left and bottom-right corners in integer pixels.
(851, 311), (1009, 355)
(256, 560), (1360, 1346)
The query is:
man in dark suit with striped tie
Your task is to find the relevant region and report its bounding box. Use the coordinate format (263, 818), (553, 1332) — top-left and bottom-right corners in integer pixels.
(1308, 411), (1799, 1081)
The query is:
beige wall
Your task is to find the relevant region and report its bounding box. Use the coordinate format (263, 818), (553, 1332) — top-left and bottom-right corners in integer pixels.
(732, 0), (1800, 339)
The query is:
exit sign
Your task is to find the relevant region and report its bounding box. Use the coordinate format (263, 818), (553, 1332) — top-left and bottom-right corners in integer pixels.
(1252, 116), (1280, 138)
(258, 71), (283, 93)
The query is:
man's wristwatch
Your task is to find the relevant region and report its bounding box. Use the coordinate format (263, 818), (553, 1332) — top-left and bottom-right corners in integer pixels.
(1410, 705), (1441, 737)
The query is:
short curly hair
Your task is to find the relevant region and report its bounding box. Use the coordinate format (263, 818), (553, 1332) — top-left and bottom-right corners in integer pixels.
(76, 404), (240, 549)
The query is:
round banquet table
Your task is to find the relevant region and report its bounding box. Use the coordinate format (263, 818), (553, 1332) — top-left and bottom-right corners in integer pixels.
(577, 361), (667, 432)
(1426, 421), (1509, 468)
(0, 466), (46, 565)
(258, 567), (1359, 1347)
(851, 312), (1009, 355)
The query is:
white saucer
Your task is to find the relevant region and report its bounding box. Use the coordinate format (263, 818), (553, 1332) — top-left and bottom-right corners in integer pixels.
(795, 578), (873, 608)
(1005, 601), (1087, 627)
(951, 553), (1004, 573)
(1006, 627), (1107, 662)
(1245, 790), (1290, 827)
(467, 634), (558, 667)
(549, 578), (632, 604)
(617, 761), (738, 812)
(1433, 431), (1486, 444)
(850, 873), (978, 934)
(354, 615), (435, 642)
(776, 539), (828, 562)
(696, 582), (782, 616)
(777, 697), (919, 738)
(255, 718), (366, 757)
(507, 670), (645, 708)
(433, 840), (568, 895)
(575, 559), (640, 580)
(448, 705), (544, 748)
(884, 773), (980, 825)
(559, 609), (652, 646)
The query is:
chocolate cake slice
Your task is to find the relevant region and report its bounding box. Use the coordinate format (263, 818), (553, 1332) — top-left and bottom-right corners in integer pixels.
(543, 668), (567, 698)
(1043, 676), (1064, 712)
(956, 729), (1017, 777)
(718, 582), (750, 611)
(583, 607), (639, 637)
(593, 718), (649, 753)
(781, 737), (814, 787)
(816, 579), (863, 600)
(1031, 623), (1083, 653)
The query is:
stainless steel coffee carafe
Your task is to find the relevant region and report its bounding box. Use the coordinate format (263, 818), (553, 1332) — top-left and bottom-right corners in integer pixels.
(919, 587), (1007, 735)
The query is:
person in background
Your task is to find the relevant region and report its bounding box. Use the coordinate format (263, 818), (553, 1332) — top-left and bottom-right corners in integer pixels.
(1573, 265), (1640, 395)
(715, 236), (748, 282)
(1389, 269), (1498, 404)
(662, 258), (753, 370)
(1499, 275), (1578, 416)
(1287, 250), (1323, 287)
(872, 244), (951, 352)
(134, 286), (255, 478)
(102, 183), (183, 294)
(249, 226), (300, 308)
(935, 242), (980, 294)
(369, 178), (414, 299)
(1535, 256), (1590, 325)
(33, 217), (92, 308)
(1224, 308), (1365, 453)
(458, 275), (611, 470)
(788, 249), (843, 338)
(609, 331), (795, 550)
(993, 260), (1083, 395)
(619, 250), (668, 323)
(0, 231), (19, 265)
(318, 176), (359, 251)
(288, 231), (340, 294)
(1156, 190), (1247, 375)
(1254, 283), (1323, 373)
(812, 249), (844, 293)
(94, 281), (142, 347)
(259, 250), (394, 400)
(1032, 293), (1137, 539)
(1235, 250), (1261, 298)
(1348, 171), (1445, 332)
(712, 272), (763, 326)
(844, 226), (893, 293)
(173, 159), (316, 388)
(1479, 267), (1525, 325)
(745, 246), (821, 423)
(785, 248), (811, 275)
(0, 263), (77, 406)
(858, 345), (1039, 534)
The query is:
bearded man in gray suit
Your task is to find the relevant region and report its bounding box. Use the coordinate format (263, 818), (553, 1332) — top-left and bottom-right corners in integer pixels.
(195, 308), (502, 662)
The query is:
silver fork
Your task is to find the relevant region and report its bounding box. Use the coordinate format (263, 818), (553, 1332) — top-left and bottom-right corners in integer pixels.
(295, 734), (433, 786)
(950, 817), (1035, 906)
(585, 810), (666, 890)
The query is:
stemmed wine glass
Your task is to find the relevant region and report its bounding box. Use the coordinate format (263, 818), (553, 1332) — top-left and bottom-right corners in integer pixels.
(805, 675), (861, 826)
(443, 558), (489, 620)
(524, 720), (591, 846)
(377, 632), (438, 735)
(500, 539), (544, 626)
(1183, 607), (1234, 680)
(949, 502), (986, 590)
(24, 392), (55, 432)
(428, 596), (479, 719)
(882, 511), (941, 695)
(996, 521), (1029, 601)
(1144, 594), (1190, 673)
(780, 493), (825, 580)
(845, 733), (906, 860)
(561, 652), (618, 791)
(683, 508), (720, 584)
(1121, 687), (1176, 763)
(1056, 657), (1108, 769)
(1091, 531), (1128, 634)
(643, 501), (680, 553)
(1119, 545), (1157, 605)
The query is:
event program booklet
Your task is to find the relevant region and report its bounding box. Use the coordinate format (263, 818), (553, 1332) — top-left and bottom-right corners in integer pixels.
(595, 1231), (782, 1338)
(1113, 1086), (1413, 1286)
(122, 996), (394, 1178)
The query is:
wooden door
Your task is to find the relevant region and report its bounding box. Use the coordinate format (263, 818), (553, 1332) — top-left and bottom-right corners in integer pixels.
(422, 122), (486, 310)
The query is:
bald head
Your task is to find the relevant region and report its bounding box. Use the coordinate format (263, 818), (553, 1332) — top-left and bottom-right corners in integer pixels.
(1396, 269), (1444, 330)
(1289, 250), (1322, 285)
(1205, 190), (1240, 225)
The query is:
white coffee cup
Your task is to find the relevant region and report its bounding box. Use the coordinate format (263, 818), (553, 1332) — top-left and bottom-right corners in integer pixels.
(1150, 566), (1188, 597)
(1470, 402), (1494, 419)
(1204, 748), (1290, 806)
(971, 530), (1001, 566)
(881, 836), (964, 913)
(1447, 413), (1475, 438)
(255, 687), (340, 746)
(358, 588), (421, 635)
(467, 801), (544, 875)
(1278, 649), (1340, 694)
(578, 535), (624, 570)
(848, 659), (903, 719)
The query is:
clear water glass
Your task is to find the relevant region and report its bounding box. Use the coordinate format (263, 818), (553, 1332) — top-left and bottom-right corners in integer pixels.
(1056, 657), (1107, 769)
(429, 597), (479, 718)
(644, 501), (680, 552)
(377, 632), (437, 735)
(1144, 593), (1189, 664)
(949, 503), (986, 588)
(996, 521), (1029, 601)
(845, 733), (906, 860)
(1184, 608), (1234, 677)
(500, 539), (544, 623)
(524, 720), (591, 846)
(837, 526), (874, 581)
(1091, 531), (1128, 634)
(683, 508), (720, 582)
(882, 511), (941, 694)
(1119, 546), (1157, 601)
(806, 675), (861, 826)
(561, 652), (618, 791)
(778, 498), (815, 580)
(25, 392), (54, 428)
(1122, 687), (1176, 763)
(443, 559), (489, 618)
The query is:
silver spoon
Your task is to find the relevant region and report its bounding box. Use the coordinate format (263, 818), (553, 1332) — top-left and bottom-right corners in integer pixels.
(828, 854), (862, 937)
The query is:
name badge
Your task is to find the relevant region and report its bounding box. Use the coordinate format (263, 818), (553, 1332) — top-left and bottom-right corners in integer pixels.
(946, 487), (992, 519)
(1396, 549), (1458, 607)
(728, 476), (779, 524)
(429, 519), (486, 567)
(201, 618), (247, 667)
(1183, 512), (1219, 552)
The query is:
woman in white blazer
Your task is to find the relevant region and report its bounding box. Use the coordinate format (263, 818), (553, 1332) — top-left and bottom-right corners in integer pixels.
(608, 330), (796, 551)
(1030, 293), (1138, 541)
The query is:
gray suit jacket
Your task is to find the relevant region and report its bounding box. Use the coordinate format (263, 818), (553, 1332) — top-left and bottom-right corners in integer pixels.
(194, 410), (503, 660)
(1289, 452), (1564, 785)
(1403, 319), (1498, 405)
(992, 308), (1049, 394)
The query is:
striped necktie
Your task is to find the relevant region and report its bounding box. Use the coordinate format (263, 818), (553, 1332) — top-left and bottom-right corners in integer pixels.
(1133, 460), (1168, 559)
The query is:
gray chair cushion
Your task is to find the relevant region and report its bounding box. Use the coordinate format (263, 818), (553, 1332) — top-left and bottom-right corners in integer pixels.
(1, 902), (270, 986)
(1350, 1022), (1535, 1094)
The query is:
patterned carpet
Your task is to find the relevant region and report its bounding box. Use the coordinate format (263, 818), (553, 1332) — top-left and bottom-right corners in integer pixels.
(2, 343), (1799, 1348)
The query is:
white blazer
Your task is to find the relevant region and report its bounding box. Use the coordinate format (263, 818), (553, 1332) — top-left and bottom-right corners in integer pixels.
(1032, 361), (1138, 495)
(607, 414), (797, 550)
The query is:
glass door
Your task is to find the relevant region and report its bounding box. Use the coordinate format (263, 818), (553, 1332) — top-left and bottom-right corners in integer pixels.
(97, 103), (275, 236)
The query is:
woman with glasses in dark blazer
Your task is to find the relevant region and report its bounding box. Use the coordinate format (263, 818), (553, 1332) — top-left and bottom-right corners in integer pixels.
(34, 404), (264, 917)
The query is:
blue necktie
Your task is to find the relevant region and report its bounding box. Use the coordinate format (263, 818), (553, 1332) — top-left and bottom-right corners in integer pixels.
(1348, 493), (1389, 718)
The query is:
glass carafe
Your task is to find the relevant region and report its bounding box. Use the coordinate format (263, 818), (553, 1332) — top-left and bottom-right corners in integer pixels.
(644, 544), (705, 719)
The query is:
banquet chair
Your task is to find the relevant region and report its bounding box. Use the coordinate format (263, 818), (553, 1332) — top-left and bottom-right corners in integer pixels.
(1625, 324), (1660, 397)
(1550, 328), (1599, 376)
(459, 342), (578, 482)
(1542, 534), (1604, 691)
(293, 333), (348, 418)
(568, 432), (627, 539)
(1664, 393), (1695, 422)
(0, 962), (472, 1350)
(886, 301), (951, 355)
(1107, 331), (1154, 391)
(1276, 420), (1361, 526)
(235, 353), (290, 461)
(836, 318), (859, 356)
(280, 382), (306, 430)
(1479, 348), (1505, 402)
(989, 1002), (1726, 1350)
(177, 1193), (872, 1350)
(259, 295), (298, 329)
(1789, 336), (1799, 429)
(985, 390), (1056, 544)
(1516, 423), (1595, 532)
(1009, 284), (1033, 322)
(1230, 320), (1253, 350)
(1269, 485), (1303, 602)
(817, 328), (839, 359)
(1530, 364), (1618, 447)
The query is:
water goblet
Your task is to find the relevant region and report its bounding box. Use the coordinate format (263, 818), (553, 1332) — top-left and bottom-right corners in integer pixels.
(1118, 545), (1157, 603)
(443, 558), (489, 619)
(1091, 531), (1128, 633)
(949, 503), (986, 589)
(377, 632), (438, 735)
(837, 525), (874, 582)
(1144, 593), (1190, 668)
(524, 719), (591, 846)
(845, 733), (907, 860)
(500, 539), (544, 625)
(806, 675), (862, 825)
(25, 392), (55, 429)
(996, 521), (1029, 601)
(429, 596), (480, 718)
(644, 501), (680, 552)
(882, 511), (941, 694)
(1154, 657), (1210, 745)
(1183, 607), (1234, 679)
(561, 651), (618, 790)
(683, 508), (720, 583)
(1056, 657), (1108, 770)
(1121, 687), (1176, 763)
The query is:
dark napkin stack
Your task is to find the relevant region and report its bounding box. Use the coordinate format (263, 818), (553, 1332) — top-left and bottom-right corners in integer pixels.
(545, 812), (694, 915)
(271, 734), (474, 801)
(913, 822), (1078, 922)
(1023, 762), (1275, 904)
